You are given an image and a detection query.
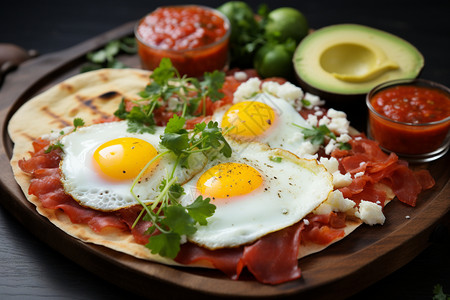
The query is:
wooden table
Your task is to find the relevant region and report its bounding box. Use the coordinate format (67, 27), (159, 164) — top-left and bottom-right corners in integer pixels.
(0, 0), (449, 299)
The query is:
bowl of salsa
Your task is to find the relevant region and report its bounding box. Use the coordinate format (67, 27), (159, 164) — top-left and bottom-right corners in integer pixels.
(135, 5), (230, 77)
(367, 78), (450, 162)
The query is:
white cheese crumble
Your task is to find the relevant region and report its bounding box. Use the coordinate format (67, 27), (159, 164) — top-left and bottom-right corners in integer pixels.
(355, 200), (386, 225)
(327, 108), (347, 119)
(41, 126), (73, 141)
(319, 157), (352, 188)
(319, 157), (340, 173)
(233, 71), (248, 81)
(303, 92), (325, 108)
(295, 141), (320, 157)
(354, 171), (365, 178)
(314, 190), (356, 215)
(306, 114), (318, 126)
(261, 81), (304, 109)
(233, 77), (261, 103)
(328, 117), (350, 135)
(332, 171), (352, 188)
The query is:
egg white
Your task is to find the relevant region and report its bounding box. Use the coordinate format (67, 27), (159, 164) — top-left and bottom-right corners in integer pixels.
(179, 140), (334, 249)
(212, 92), (314, 158)
(59, 121), (206, 211)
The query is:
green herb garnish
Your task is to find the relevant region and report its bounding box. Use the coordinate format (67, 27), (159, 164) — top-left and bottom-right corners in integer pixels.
(433, 284), (450, 300)
(269, 156), (282, 163)
(73, 118), (85, 131)
(293, 123), (351, 150)
(130, 115), (231, 259)
(81, 37), (137, 72)
(44, 141), (64, 153)
(114, 58), (225, 134)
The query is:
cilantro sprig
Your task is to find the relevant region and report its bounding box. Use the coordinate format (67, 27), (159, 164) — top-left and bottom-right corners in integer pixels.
(130, 115), (231, 259)
(113, 58), (225, 134)
(81, 37), (137, 72)
(293, 123), (351, 150)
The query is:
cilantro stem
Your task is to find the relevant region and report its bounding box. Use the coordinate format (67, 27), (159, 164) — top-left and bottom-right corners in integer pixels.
(152, 176), (178, 211)
(130, 150), (170, 229)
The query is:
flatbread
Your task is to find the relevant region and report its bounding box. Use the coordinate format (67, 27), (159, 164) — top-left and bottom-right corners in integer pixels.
(8, 68), (180, 266)
(8, 68), (394, 273)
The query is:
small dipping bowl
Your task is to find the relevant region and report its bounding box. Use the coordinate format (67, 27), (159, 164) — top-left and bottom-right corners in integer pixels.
(135, 5), (230, 78)
(367, 78), (450, 162)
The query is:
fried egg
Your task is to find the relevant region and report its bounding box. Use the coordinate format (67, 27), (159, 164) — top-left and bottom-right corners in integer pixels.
(179, 140), (333, 249)
(59, 121), (206, 211)
(212, 92), (313, 157)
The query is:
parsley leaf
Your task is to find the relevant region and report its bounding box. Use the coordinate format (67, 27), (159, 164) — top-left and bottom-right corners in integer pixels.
(73, 118), (85, 131)
(130, 115), (232, 259)
(81, 37), (137, 73)
(433, 284), (450, 300)
(45, 141), (64, 153)
(186, 196), (216, 226)
(146, 232), (181, 259)
(293, 123), (351, 150)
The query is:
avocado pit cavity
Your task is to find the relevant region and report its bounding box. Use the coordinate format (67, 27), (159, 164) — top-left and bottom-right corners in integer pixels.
(319, 43), (399, 83)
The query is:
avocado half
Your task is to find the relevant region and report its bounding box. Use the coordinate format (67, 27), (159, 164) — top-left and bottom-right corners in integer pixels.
(293, 24), (424, 102)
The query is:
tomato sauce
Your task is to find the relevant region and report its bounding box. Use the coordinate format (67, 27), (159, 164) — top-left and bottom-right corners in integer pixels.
(370, 85), (450, 124)
(136, 6), (230, 77)
(368, 84), (450, 155)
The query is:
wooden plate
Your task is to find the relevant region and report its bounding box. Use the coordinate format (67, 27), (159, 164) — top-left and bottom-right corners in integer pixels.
(0, 21), (448, 299)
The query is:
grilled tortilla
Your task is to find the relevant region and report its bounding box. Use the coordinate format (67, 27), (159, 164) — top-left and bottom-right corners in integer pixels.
(8, 68), (393, 272)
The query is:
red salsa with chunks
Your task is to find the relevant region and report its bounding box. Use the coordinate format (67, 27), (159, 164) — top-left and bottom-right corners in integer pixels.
(135, 5), (230, 77)
(368, 81), (450, 155)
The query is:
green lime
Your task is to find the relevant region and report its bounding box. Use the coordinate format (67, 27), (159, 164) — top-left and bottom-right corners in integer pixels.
(254, 43), (293, 78)
(265, 7), (309, 43)
(217, 1), (255, 42)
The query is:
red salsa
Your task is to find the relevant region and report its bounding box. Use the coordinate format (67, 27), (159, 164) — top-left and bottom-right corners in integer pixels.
(135, 6), (230, 77)
(368, 83), (450, 155)
(370, 85), (450, 124)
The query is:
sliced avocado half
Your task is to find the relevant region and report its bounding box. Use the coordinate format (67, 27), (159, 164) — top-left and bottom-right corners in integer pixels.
(293, 24), (424, 98)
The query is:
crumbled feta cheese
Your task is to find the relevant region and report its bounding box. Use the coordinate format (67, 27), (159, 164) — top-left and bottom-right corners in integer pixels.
(314, 110), (324, 116)
(303, 219), (310, 225)
(41, 126), (72, 141)
(306, 114), (318, 126)
(314, 203), (332, 215)
(319, 156), (340, 173)
(332, 171), (352, 188)
(233, 71), (248, 81)
(261, 81), (280, 96)
(303, 92), (325, 107)
(327, 108), (347, 119)
(355, 136), (363, 140)
(328, 117), (350, 135)
(277, 82), (304, 105)
(295, 141), (320, 157)
(354, 171), (365, 178)
(325, 139), (337, 155)
(318, 116), (331, 126)
(337, 133), (351, 143)
(233, 77), (261, 103)
(325, 190), (356, 213)
(355, 200), (386, 225)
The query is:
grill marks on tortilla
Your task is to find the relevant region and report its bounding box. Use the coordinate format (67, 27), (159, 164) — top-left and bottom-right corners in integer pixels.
(40, 90), (124, 127)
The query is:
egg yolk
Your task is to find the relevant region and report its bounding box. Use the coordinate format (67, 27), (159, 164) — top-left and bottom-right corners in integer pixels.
(93, 137), (158, 181)
(221, 101), (276, 139)
(197, 162), (263, 200)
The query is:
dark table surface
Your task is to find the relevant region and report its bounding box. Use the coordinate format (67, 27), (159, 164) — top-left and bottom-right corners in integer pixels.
(1, 0), (449, 299)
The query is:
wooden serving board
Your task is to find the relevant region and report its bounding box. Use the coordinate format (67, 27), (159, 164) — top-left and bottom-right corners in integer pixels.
(0, 21), (448, 299)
